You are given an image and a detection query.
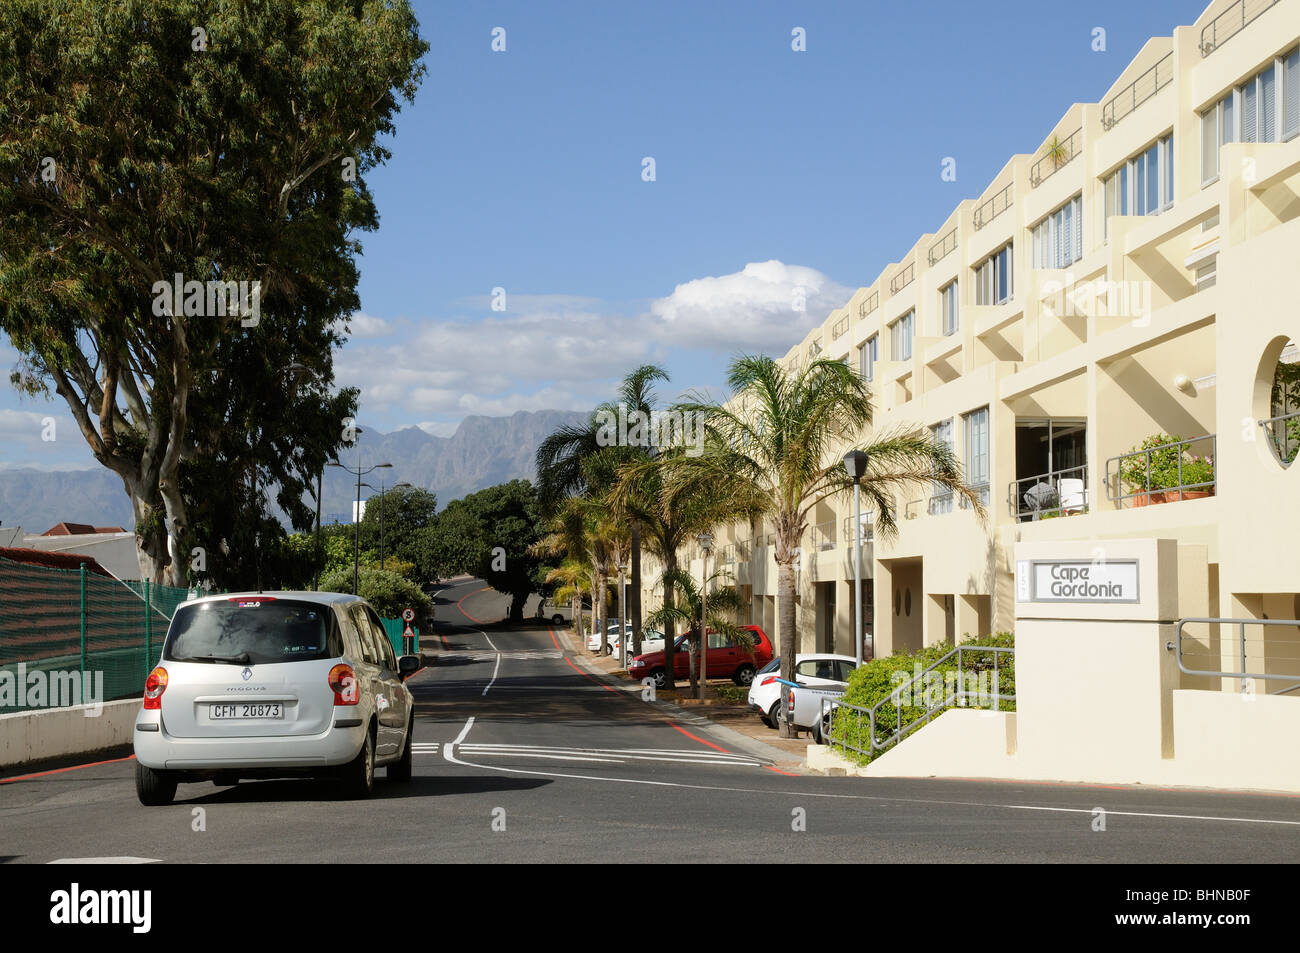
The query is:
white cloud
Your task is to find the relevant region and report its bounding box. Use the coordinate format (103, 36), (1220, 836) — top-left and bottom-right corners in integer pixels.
(334, 311), (393, 339)
(649, 260), (853, 352)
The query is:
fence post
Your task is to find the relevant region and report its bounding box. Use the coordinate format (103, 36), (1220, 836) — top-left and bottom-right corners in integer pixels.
(145, 579), (152, 673)
(79, 562), (87, 705)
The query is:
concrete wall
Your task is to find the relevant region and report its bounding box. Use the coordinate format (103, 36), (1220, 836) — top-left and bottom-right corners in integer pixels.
(0, 700), (137, 770)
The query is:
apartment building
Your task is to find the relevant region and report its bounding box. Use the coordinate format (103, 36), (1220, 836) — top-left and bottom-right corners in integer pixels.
(647, 0), (1300, 690)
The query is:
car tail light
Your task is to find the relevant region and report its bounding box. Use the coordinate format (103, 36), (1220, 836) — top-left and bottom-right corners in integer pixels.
(760, 675), (776, 686)
(329, 663), (359, 706)
(788, 691), (796, 713)
(143, 666), (168, 710)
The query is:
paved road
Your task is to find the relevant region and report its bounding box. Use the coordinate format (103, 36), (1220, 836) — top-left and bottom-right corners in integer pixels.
(1, 577), (1298, 863)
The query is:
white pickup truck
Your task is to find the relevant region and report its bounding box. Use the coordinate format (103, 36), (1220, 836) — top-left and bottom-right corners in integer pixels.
(776, 656), (859, 743)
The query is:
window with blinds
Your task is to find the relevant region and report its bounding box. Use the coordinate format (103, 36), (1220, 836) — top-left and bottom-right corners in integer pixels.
(940, 281), (959, 335)
(1200, 47), (1300, 185)
(1103, 134), (1173, 236)
(859, 335), (878, 381)
(962, 407), (990, 505)
(1032, 195), (1083, 269)
(974, 244), (1014, 305)
(889, 312), (914, 362)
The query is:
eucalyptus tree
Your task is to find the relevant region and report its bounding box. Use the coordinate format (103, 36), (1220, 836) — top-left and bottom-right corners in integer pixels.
(671, 355), (985, 736)
(0, 0), (427, 583)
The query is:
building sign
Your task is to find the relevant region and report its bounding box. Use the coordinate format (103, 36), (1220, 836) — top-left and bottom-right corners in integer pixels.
(1016, 559), (1139, 604)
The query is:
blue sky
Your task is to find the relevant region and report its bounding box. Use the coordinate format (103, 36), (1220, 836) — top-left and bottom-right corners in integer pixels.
(1, 0), (1208, 468)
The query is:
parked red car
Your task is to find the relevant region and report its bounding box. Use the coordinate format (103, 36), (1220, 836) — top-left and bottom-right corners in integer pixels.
(627, 625), (774, 689)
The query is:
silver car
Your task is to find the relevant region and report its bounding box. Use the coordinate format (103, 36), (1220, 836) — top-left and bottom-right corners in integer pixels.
(133, 591), (421, 805)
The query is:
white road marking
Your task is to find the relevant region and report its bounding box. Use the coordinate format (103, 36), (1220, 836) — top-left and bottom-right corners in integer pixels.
(439, 718), (1300, 828)
(482, 631), (498, 651)
(452, 716), (475, 746)
(49, 857), (160, 864)
(482, 653), (501, 696)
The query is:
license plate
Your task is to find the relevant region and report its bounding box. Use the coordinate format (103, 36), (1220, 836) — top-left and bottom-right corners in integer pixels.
(210, 702), (283, 719)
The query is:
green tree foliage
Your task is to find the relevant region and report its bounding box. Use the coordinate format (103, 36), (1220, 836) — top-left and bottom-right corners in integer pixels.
(319, 566), (432, 622)
(358, 485), (437, 569)
(0, 0), (427, 584)
(414, 480), (545, 621)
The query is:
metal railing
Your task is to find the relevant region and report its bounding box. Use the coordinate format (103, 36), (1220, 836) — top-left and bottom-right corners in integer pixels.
(959, 482), (990, 509)
(927, 489), (954, 515)
(1105, 434), (1216, 508)
(823, 645), (1015, 761)
(840, 515), (874, 545)
(1259, 409), (1300, 466)
(858, 290), (878, 318)
(831, 314), (850, 339)
(889, 261), (915, 296)
(810, 520), (836, 551)
(1007, 464), (1088, 522)
(1029, 128), (1082, 186)
(928, 227), (957, 265)
(808, 341), (822, 359)
(972, 182), (1013, 230)
(1171, 617), (1300, 695)
(1201, 0), (1281, 57)
(1101, 51), (1174, 129)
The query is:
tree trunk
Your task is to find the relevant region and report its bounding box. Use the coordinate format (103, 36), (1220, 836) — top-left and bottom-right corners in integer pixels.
(631, 525), (642, 656)
(687, 626), (699, 697)
(777, 558), (798, 738)
(661, 549), (677, 689)
(616, 571), (626, 667)
(596, 570), (609, 654)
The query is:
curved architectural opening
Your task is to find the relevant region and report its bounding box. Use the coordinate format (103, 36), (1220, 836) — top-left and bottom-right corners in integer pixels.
(1257, 339), (1300, 469)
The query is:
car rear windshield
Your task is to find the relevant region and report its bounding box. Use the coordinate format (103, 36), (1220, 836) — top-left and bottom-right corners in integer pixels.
(758, 657), (781, 675)
(164, 598), (341, 665)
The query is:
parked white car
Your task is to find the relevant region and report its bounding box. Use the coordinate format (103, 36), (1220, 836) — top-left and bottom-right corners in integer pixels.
(587, 621), (663, 657)
(747, 653), (858, 736)
(133, 591), (421, 805)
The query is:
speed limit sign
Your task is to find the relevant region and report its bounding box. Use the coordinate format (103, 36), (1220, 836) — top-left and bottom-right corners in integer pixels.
(401, 607), (415, 622)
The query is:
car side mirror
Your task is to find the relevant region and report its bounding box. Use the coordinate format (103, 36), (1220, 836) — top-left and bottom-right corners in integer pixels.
(398, 655), (421, 679)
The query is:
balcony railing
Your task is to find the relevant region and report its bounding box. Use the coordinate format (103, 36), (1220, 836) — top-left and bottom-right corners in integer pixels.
(858, 290), (878, 318)
(1259, 410), (1300, 466)
(840, 515), (874, 546)
(972, 183), (1013, 230)
(1201, 0), (1281, 57)
(808, 341), (823, 359)
(1029, 128), (1082, 187)
(831, 314), (850, 339)
(1105, 434), (1216, 509)
(1101, 51), (1173, 130)
(928, 227), (957, 266)
(1007, 464), (1088, 523)
(810, 520), (836, 552)
(889, 261), (915, 296)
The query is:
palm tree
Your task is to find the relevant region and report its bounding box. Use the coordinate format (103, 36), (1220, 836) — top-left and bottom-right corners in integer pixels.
(645, 566), (747, 698)
(671, 354), (985, 736)
(544, 559), (591, 638)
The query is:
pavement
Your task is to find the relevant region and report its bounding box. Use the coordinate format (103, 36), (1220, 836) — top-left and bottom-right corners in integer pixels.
(1, 578), (1298, 863)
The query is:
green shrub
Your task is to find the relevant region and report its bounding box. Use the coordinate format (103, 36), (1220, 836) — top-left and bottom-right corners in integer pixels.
(829, 631), (1015, 765)
(320, 566), (433, 621)
(1119, 433), (1214, 492)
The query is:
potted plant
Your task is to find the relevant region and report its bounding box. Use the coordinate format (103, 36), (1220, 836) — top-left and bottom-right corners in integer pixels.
(1118, 433), (1215, 504)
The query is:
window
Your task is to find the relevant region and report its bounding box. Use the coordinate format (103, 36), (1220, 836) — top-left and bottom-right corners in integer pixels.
(1200, 49), (1300, 185)
(974, 244), (1014, 305)
(1103, 134), (1173, 235)
(940, 281), (959, 335)
(859, 335), (878, 381)
(349, 606), (380, 664)
(963, 407), (990, 505)
(366, 607), (397, 669)
(889, 311), (914, 362)
(929, 418), (954, 514)
(1032, 195), (1083, 269)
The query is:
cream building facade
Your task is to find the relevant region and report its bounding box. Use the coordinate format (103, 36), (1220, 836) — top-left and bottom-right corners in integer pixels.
(640, 0), (1300, 699)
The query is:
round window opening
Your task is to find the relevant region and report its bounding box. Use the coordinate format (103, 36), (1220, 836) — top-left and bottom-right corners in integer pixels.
(1257, 338), (1300, 469)
(894, 590), (901, 616)
(904, 589), (912, 616)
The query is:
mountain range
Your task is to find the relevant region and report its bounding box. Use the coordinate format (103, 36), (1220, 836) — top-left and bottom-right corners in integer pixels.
(0, 409), (588, 535)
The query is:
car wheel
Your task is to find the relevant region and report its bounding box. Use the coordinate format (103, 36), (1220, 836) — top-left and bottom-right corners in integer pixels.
(136, 762), (177, 806)
(733, 664), (756, 686)
(552, 614), (564, 625)
(763, 700), (782, 729)
(650, 667), (667, 690)
(340, 730), (375, 799)
(388, 718), (413, 783)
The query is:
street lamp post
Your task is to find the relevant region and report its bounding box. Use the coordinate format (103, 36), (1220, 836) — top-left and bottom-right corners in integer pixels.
(696, 530), (713, 700)
(843, 450), (870, 666)
(328, 458), (392, 595)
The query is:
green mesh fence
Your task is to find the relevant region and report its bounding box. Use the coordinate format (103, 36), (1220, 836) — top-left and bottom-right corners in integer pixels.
(380, 617), (420, 656)
(0, 556), (196, 713)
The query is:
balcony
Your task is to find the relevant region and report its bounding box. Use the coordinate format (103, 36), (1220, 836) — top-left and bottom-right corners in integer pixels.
(1105, 434), (1216, 509)
(1008, 464), (1089, 523)
(1029, 128), (1082, 187)
(841, 514), (874, 547)
(859, 290), (879, 319)
(973, 183), (1013, 230)
(1200, 0), (1282, 57)
(1101, 51), (1173, 130)
(1259, 410), (1300, 466)
(831, 314), (850, 339)
(809, 520), (836, 552)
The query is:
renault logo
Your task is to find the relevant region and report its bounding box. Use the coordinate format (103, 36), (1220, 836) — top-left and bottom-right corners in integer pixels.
(241, 667), (253, 681)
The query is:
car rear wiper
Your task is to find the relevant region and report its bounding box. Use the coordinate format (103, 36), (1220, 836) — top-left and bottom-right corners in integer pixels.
(186, 653), (252, 664)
